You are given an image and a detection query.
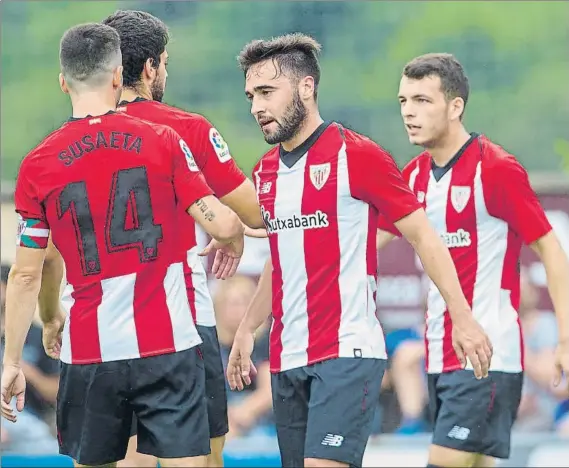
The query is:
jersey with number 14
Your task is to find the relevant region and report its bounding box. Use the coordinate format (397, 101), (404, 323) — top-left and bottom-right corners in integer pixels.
(14, 112), (213, 364)
(117, 99), (247, 327)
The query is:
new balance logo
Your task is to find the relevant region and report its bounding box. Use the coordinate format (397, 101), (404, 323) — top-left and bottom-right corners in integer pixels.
(321, 434), (344, 447)
(440, 229), (471, 248)
(447, 425), (470, 440)
(261, 207), (329, 234)
(260, 181), (272, 194)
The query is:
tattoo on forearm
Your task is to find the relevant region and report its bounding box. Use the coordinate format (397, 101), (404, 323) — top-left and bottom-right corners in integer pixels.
(195, 198), (216, 222)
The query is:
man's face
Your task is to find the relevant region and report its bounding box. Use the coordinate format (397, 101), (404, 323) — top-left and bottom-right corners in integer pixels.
(151, 51), (168, 102)
(398, 74), (457, 148)
(245, 60), (307, 145)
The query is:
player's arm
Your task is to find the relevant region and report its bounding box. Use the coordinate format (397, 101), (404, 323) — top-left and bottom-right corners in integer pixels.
(486, 157), (569, 354)
(376, 229), (396, 250)
(349, 143), (492, 377)
(351, 145), (471, 316)
(220, 179), (265, 230)
(394, 211), (474, 313)
(168, 130), (244, 244)
(37, 236), (65, 325)
(530, 234), (569, 344)
(237, 257), (273, 334)
(3, 162), (50, 367)
(189, 119), (266, 231)
(187, 196), (244, 243)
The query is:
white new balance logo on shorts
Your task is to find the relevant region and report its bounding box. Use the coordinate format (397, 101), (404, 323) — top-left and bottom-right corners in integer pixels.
(447, 425), (470, 440)
(321, 434), (344, 447)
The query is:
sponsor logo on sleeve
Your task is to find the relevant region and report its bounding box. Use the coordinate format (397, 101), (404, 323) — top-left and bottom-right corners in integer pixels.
(180, 139), (199, 172)
(209, 127), (232, 163)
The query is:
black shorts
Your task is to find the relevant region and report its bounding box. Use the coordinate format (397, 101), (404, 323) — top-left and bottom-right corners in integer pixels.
(57, 347), (210, 466)
(272, 357), (386, 468)
(130, 325), (228, 440)
(197, 324), (229, 438)
(428, 370), (523, 459)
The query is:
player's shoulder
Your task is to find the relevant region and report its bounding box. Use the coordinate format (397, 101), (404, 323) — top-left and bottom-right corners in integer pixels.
(114, 111), (179, 141)
(401, 152), (430, 177)
(341, 126), (392, 159)
(24, 124), (69, 163)
(136, 100), (212, 131)
(479, 134), (525, 174)
(255, 145), (280, 170)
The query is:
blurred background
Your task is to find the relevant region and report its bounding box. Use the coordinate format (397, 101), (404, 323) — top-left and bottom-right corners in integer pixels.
(1, 1), (568, 467)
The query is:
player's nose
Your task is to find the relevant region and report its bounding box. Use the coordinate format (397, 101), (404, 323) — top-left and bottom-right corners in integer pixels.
(250, 97), (264, 116)
(400, 101), (415, 117)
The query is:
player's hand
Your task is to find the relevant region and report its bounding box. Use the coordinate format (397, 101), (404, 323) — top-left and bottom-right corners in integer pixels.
(553, 339), (569, 388)
(199, 237), (244, 280)
(42, 314), (65, 360)
(452, 315), (493, 379)
(227, 329), (257, 391)
(244, 225), (268, 239)
(1, 364), (26, 422)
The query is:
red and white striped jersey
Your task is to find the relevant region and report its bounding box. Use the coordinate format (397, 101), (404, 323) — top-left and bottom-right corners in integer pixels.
(14, 112), (213, 364)
(117, 98), (247, 326)
(378, 134), (552, 374)
(253, 122), (421, 373)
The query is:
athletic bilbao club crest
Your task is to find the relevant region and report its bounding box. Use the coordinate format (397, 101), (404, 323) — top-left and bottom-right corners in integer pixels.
(309, 163), (331, 190)
(450, 186), (471, 213)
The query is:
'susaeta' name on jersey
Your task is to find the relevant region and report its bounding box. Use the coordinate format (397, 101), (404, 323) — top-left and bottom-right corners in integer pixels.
(441, 228), (471, 248)
(262, 207), (329, 234)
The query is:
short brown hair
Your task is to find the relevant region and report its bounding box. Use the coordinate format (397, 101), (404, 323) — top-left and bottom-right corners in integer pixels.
(60, 23), (121, 88)
(403, 53), (469, 107)
(237, 33), (322, 98)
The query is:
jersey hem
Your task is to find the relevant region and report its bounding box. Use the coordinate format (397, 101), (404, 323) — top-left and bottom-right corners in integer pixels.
(60, 337), (202, 365)
(270, 353), (387, 374)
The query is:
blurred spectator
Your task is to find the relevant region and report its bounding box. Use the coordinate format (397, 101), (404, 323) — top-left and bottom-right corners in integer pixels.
(385, 325), (428, 434)
(214, 275), (273, 438)
(554, 399), (569, 436)
(515, 271), (563, 431)
(0, 263), (59, 454)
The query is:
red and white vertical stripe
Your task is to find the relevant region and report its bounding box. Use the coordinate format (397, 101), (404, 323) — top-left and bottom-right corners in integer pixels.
(60, 260), (201, 364)
(255, 144), (386, 374)
(408, 154), (523, 374)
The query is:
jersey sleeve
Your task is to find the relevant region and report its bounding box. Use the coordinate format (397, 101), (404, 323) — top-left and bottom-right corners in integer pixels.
(484, 155), (552, 245)
(348, 141), (420, 227)
(165, 127), (214, 210)
(14, 156), (50, 249)
(182, 117), (247, 198)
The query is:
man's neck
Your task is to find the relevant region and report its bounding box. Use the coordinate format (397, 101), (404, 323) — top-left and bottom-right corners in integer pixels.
(121, 86), (151, 103)
(281, 112), (325, 152)
(71, 92), (116, 119)
(429, 126), (472, 167)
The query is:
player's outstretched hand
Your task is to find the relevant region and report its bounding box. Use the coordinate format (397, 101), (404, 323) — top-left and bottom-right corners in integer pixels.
(1, 364), (26, 422)
(43, 314), (65, 360)
(452, 315), (493, 379)
(199, 237), (244, 280)
(226, 329), (257, 391)
(553, 340), (569, 389)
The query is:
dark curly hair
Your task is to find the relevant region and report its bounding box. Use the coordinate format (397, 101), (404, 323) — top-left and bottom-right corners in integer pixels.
(102, 10), (169, 88)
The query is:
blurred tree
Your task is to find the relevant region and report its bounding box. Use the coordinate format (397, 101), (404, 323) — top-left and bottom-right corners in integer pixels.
(1, 1), (567, 180)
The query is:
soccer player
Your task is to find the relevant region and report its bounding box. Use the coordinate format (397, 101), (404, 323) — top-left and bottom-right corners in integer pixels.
(100, 10), (265, 468)
(0, 23), (245, 468)
(226, 34), (493, 468)
(377, 53), (569, 467)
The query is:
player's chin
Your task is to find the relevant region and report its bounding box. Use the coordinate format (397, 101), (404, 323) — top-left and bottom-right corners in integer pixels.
(407, 134), (428, 147)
